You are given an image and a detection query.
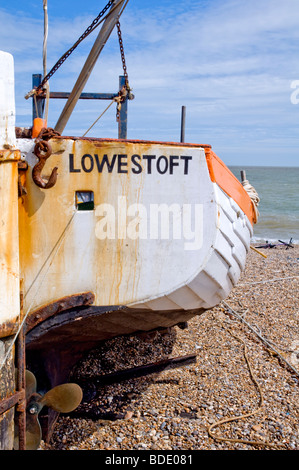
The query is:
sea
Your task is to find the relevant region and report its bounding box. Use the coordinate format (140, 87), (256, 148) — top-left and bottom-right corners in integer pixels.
(229, 166), (299, 245)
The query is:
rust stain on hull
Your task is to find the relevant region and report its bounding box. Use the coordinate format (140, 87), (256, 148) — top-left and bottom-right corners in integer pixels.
(15, 136), (253, 347)
(0, 150), (20, 334)
(25, 292), (95, 333)
(0, 319), (19, 338)
(20, 137), (194, 319)
(59, 135), (212, 149)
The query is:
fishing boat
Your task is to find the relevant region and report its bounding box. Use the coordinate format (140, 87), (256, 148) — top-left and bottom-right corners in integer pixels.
(0, 0), (259, 450)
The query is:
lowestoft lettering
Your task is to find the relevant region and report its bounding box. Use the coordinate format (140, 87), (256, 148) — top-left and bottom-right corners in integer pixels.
(69, 153), (192, 175)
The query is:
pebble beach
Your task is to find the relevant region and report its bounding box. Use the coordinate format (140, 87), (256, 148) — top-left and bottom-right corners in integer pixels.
(42, 244), (299, 451)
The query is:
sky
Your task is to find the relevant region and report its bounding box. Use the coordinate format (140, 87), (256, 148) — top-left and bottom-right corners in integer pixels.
(1, 0), (299, 166)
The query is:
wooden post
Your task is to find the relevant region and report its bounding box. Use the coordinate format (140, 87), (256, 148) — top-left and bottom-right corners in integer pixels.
(180, 106), (186, 143)
(54, 0), (127, 135)
(240, 170), (246, 182)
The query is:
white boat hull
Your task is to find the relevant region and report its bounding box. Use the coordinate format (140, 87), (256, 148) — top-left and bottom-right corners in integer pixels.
(130, 182), (252, 312)
(0, 49), (258, 388)
(16, 138), (253, 326)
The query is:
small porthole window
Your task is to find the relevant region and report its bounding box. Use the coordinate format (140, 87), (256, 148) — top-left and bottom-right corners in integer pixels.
(75, 191), (94, 211)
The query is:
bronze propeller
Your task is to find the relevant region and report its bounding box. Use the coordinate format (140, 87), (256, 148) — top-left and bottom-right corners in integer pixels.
(14, 369), (83, 450)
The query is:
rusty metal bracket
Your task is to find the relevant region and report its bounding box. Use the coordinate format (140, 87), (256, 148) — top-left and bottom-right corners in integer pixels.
(32, 140), (58, 189)
(0, 390), (25, 415)
(32, 127), (61, 189)
(18, 161), (28, 197)
(0, 149), (21, 163)
(15, 291), (27, 450)
(0, 291), (27, 450)
(25, 292), (95, 333)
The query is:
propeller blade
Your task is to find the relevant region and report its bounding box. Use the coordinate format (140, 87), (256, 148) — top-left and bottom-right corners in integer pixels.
(13, 410), (42, 450)
(25, 412), (42, 450)
(25, 370), (37, 400)
(39, 383), (83, 413)
(15, 369), (37, 400)
(14, 370), (82, 449)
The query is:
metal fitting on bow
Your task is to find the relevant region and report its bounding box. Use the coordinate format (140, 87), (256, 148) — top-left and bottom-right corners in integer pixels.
(32, 139), (58, 189)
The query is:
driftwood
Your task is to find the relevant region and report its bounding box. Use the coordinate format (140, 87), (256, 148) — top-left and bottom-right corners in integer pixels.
(256, 238), (294, 250)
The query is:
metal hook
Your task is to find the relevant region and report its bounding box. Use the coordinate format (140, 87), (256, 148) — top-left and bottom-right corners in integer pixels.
(32, 140), (58, 189)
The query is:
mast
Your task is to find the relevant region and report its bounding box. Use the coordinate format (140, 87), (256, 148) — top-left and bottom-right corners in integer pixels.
(54, 0), (128, 135)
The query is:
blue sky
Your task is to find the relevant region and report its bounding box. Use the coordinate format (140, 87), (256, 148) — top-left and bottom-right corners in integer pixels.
(1, 0), (299, 166)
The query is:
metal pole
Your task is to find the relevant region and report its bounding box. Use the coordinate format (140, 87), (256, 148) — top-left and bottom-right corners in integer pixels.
(118, 75), (127, 139)
(54, 0), (127, 135)
(180, 105), (186, 143)
(16, 291), (26, 451)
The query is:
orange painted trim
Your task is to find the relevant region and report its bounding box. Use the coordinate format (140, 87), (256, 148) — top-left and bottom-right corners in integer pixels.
(205, 148), (256, 225)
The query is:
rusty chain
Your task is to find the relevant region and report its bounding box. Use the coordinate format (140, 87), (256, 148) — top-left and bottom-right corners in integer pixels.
(26, 0), (134, 126)
(116, 20), (129, 88)
(31, 0), (114, 95)
(116, 20), (134, 122)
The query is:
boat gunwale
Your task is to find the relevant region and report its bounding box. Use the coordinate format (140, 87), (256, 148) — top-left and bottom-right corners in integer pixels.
(52, 135), (212, 148)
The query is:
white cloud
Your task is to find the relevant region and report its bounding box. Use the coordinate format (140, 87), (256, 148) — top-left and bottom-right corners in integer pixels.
(1, 0), (299, 165)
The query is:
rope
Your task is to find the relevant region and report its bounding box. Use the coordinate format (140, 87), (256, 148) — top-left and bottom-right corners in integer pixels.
(25, 0), (123, 99)
(222, 301), (299, 378)
(238, 275), (299, 287)
(82, 92), (124, 137)
(207, 323), (285, 448)
(242, 179), (260, 221)
(43, 0), (50, 123)
(182, 300), (295, 449)
(206, 299), (299, 448)
(33, 94), (39, 119)
(0, 212), (76, 374)
(82, 100), (115, 137)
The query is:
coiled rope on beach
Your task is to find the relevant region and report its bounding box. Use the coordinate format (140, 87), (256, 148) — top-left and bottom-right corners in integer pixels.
(242, 178), (260, 221)
(206, 299), (299, 449)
